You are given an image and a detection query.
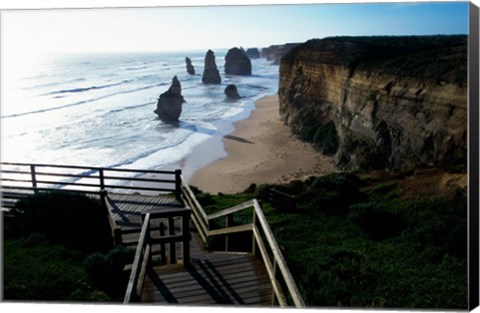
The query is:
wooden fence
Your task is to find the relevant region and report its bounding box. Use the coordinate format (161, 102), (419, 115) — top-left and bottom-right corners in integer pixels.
(0, 162), (182, 200)
(124, 208), (191, 303)
(180, 176), (305, 308)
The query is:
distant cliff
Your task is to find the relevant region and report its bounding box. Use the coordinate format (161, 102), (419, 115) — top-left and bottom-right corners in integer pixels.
(261, 43), (300, 64)
(278, 36), (468, 171)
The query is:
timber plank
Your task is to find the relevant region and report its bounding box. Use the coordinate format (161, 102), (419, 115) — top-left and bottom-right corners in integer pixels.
(104, 192), (275, 307)
(149, 266), (267, 286)
(142, 274), (270, 296)
(143, 269), (269, 290)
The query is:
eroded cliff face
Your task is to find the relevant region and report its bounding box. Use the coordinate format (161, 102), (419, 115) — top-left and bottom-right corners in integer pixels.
(261, 43), (300, 64)
(279, 36), (467, 171)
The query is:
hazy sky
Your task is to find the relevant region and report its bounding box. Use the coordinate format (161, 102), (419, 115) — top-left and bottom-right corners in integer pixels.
(1, 1), (470, 56)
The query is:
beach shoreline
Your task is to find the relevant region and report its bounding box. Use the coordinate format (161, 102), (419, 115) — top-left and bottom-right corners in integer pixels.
(188, 95), (336, 194)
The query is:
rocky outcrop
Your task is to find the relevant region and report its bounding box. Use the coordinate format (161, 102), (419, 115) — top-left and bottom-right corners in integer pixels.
(185, 57), (195, 75)
(154, 76), (184, 122)
(225, 84), (241, 99)
(246, 48), (260, 59)
(261, 43), (300, 65)
(225, 48), (252, 75)
(279, 36), (468, 171)
(202, 50), (221, 84)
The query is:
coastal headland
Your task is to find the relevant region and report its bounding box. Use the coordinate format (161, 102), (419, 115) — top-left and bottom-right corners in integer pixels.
(189, 95), (336, 194)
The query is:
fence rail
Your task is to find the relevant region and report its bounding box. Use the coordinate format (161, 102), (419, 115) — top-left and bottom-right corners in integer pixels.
(0, 162), (182, 198)
(124, 208), (191, 303)
(180, 182), (305, 308)
(1, 162), (304, 307)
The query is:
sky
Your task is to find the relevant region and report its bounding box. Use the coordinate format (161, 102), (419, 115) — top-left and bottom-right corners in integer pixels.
(0, 0), (471, 56)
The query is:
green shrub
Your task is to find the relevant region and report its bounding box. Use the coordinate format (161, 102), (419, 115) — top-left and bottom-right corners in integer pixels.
(302, 123), (322, 142)
(195, 192), (215, 206)
(313, 121), (339, 154)
(9, 191), (113, 252)
(3, 239), (89, 301)
(297, 249), (376, 307)
(68, 289), (111, 302)
(299, 173), (364, 214)
(401, 189), (467, 259)
(301, 121), (339, 155)
(349, 202), (406, 240)
(84, 245), (134, 300)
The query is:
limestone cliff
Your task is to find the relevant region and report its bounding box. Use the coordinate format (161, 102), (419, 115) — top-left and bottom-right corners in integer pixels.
(279, 36), (467, 171)
(261, 43), (300, 64)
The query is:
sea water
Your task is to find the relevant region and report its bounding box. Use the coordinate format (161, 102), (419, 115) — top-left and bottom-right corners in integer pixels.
(1, 50), (279, 180)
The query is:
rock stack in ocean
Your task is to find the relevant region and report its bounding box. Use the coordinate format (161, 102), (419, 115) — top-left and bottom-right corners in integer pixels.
(202, 50), (221, 84)
(185, 57), (195, 75)
(154, 76), (184, 122)
(225, 84), (241, 99)
(225, 47), (252, 75)
(246, 48), (260, 59)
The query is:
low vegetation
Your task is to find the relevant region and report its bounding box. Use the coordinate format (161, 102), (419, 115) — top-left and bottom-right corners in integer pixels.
(3, 191), (134, 302)
(283, 35), (467, 84)
(301, 121), (339, 155)
(193, 170), (468, 309)
(3, 172), (467, 308)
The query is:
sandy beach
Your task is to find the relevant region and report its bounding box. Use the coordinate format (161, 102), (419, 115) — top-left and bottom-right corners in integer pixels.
(189, 95), (336, 194)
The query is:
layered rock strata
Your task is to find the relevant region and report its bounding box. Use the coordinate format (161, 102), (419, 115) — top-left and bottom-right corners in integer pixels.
(154, 76), (185, 122)
(185, 57), (195, 75)
(279, 36), (468, 171)
(225, 47), (252, 75)
(202, 50), (221, 84)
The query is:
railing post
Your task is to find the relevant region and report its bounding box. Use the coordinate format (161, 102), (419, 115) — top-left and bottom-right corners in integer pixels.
(182, 211), (191, 268)
(30, 165), (37, 192)
(168, 217), (176, 264)
(99, 169), (105, 191)
(251, 209), (257, 255)
(159, 222), (167, 265)
(225, 214), (234, 252)
(174, 169), (182, 201)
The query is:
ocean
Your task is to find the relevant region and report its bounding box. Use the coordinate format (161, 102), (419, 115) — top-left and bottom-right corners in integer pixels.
(1, 50), (279, 181)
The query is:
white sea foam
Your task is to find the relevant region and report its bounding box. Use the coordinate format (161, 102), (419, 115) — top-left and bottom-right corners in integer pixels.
(1, 50), (279, 179)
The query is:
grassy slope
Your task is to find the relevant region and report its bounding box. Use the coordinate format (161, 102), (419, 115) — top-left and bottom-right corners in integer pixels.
(195, 169), (468, 309)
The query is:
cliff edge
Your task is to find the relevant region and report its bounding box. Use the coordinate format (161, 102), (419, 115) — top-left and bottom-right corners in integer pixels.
(279, 35), (467, 171)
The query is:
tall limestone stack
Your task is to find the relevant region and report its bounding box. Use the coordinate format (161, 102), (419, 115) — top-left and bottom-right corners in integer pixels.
(278, 36), (468, 171)
(185, 57), (195, 75)
(225, 47), (252, 75)
(202, 50), (221, 84)
(246, 48), (260, 59)
(154, 76), (184, 122)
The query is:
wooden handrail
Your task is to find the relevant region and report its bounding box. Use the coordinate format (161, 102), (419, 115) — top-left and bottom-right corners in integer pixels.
(1, 162), (182, 196)
(179, 181), (306, 308)
(124, 213), (152, 303)
(124, 208), (191, 303)
(1, 162), (176, 174)
(207, 200), (254, 220)
(180, 175), (209, 242)
(252, 199), (305, 307)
